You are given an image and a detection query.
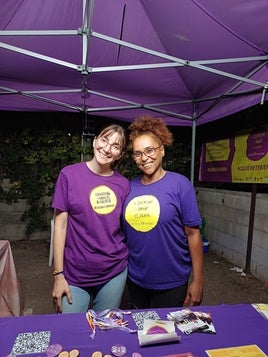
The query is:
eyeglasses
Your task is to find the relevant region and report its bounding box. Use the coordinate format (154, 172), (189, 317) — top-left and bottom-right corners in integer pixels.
(96, 136), (121, 153)
(132, 146), (161, 160)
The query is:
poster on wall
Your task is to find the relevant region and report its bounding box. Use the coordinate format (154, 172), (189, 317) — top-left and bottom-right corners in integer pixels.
(199, 128), (268, 183)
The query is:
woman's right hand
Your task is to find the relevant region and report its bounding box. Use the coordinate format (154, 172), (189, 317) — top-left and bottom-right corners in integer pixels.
(52, 274), (72, 313)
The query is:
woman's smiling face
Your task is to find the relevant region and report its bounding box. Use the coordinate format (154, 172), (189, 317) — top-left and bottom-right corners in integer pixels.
(93, 132), (123, 165)
(132, 134), (164, 176)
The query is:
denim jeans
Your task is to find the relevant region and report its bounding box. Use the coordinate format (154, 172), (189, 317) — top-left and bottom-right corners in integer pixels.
(62, 267), (127, 313)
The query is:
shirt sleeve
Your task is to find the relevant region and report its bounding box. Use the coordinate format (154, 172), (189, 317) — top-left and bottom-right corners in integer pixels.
(179, 177), (201, 227)
(51, 170), (69, 212)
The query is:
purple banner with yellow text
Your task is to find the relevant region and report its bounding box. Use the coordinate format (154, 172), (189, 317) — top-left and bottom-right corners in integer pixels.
(199, 129), (268, 183)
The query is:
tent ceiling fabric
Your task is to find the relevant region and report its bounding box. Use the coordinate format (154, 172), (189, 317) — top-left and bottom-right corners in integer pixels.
(0, 0), (268, 126)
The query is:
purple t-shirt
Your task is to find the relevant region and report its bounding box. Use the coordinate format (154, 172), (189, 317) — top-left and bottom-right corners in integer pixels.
(123, 171), (201, 290)
(52, 162), (130, 287)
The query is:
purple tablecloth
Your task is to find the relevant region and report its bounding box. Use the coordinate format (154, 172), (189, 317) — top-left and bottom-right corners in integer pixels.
(0, 304), (267, 357)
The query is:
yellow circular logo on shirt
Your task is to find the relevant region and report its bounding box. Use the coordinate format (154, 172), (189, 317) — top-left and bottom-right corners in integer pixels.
(125, 195), (160, 232)
(90, 185), (117, 214)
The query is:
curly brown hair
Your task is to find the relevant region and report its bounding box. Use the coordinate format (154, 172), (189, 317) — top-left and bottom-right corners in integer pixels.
(129, 115), (173, 147)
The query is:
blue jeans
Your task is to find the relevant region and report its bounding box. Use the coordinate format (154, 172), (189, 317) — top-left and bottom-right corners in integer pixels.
(62, 267), (127, 313)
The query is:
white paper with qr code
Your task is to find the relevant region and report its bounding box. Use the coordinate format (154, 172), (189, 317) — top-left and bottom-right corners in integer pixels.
(132, 310), (161, 330)
(11, 331), (51, 355)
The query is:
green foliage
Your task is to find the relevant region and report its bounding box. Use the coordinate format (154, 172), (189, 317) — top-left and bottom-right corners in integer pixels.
(117, 148), (141, 179)
(164, 142), (191, 176)
(0, 128), (91, 235)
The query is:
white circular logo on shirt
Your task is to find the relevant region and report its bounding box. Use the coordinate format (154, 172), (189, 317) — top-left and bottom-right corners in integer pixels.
(90, 185), (117, 214)
(125, 195), (160, 232)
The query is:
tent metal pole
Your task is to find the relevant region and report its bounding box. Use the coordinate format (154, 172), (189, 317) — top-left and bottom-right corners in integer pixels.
(190, 117), (197, 184)
(244, 184), (257, 274)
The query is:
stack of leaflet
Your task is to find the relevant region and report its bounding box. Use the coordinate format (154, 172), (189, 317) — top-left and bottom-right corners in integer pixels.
(167, 309), (216, 335)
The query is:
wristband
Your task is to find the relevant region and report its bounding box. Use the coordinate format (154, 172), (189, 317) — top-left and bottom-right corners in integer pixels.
(53, 270), (64, 276)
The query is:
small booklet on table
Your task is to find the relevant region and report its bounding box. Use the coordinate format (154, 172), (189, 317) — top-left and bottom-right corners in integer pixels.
(252, 303), (268, 320)
(205, 344), (267, 357)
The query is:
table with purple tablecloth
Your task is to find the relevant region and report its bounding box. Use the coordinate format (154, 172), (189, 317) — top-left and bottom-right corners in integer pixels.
(0, 304), (267, 357)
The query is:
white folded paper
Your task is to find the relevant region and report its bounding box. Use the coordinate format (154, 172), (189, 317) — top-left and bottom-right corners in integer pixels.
(137, 319), (180, 346)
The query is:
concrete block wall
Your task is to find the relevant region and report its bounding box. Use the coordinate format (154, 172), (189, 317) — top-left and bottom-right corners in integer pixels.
(1, 182), (267, 282)
(0, 178), (52, 241)
(196, 187), (268, 283)
(0, 200), (51, 241)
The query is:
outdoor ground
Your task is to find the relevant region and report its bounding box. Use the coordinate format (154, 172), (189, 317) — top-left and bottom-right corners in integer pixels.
(10, 239), (268, 316)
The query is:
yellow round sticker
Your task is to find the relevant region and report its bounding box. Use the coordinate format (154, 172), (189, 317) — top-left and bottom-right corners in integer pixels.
(125, 195), (160, 232)
(90, 185), (117, 214)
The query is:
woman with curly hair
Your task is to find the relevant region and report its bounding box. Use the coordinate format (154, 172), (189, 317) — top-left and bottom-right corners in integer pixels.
(123, 115), (204, 308)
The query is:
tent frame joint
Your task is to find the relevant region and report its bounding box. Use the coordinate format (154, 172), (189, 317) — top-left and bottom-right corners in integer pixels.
(77, 65), (89, 75)
(77, 27), (91, 36)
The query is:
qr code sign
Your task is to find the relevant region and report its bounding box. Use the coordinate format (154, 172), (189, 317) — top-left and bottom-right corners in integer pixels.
(11, 331), (51, 355)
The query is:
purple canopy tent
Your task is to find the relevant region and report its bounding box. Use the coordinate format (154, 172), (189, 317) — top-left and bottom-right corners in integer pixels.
(1, 0), (267, 273)
(1, 0), (268, 180)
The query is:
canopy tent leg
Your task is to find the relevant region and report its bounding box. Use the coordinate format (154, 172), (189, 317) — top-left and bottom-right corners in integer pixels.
(81, 112), (95, 162)
(244, 183), (257, 274)
(190, 110), (197, 184)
